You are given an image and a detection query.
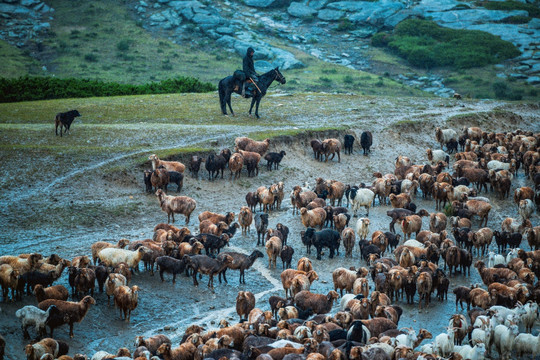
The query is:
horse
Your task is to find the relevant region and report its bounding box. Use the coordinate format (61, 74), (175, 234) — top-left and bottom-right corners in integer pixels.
(218, 67), (286, 118)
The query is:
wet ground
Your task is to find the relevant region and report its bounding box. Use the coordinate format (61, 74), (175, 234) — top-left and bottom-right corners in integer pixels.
(0, 97), (539, 359)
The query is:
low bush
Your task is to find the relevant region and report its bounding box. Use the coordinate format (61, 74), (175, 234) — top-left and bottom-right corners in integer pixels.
(373, 19), (520, 69)
(478, 0), (540, 18)
(0, 76), (215, 102)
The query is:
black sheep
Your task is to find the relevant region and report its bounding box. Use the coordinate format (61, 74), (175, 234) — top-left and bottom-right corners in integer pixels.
(360, 242), (381, 263)
(344, 185), (359, 208)
(205, 153), (227, 180)
(386, 208), (414, 234)
(294, 306), (313, 320)
(452, 177), (471, 187)
(244, 157), (259, 177)
(264, 150), (286, 170)
(276, 223), (289, 246)
(446, 139), (458, 154)
(329, 329), (347, 341)
(493, 231), (508, 253)
(55, 109), (81, 137)
(143, 170), (153, 193)
(193, 233), (230, 255)
(223, 223), (239, 239)
(507, 232), (522, 249)
(189, 156), (203, 178)
(459, 249), (473, 276)
(19, 270), (56, 295)
(156, 256), (187, 283)
(403, 276), (416, 304)
(255, 213), (269, 246)
(304, 227), (340, 260)
(220, 148), (232, 164)
(344, 134), (355, 155)
(300, 230), (312, 254)
(245, 191), (259, 212)
(360, 131), (372, 156)
(167, 170), (184, 192)
(437, 276), (450, 301)
(279, 245), (294, 269)
(384, 232), (401, 251)
(91, 265), (108, 293)
(346, 320), (370, 344)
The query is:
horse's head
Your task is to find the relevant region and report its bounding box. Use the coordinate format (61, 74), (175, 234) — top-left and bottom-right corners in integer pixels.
(274, 67), (286, 85)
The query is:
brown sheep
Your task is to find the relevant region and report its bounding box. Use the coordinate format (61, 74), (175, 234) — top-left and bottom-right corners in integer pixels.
(91, 239), (130, 265)
(34, 284), (69, 303)
(177, 241), (204, 258)
(38, 296), (95, 338)
(114, 285), (140, 322)
(401, 215), (423, 240)
(151, 167), (170, 191)
(342, 227), (356, 257)
(334, 213), (349, 234)
(291, 271), (319, 297)
(525, 226), (540, 250)
(229, 152), (244, 179)
(399, 248), (415, 268)
(514, 186), (534, 206)
(475, 260), (518, 285)
(372, 231), (388, 255)
(238, 206), (253, 235)
(156, 342), (197, 360)
(445, 246), (461, 276)
(198, 211), (235, 225)
(156, 190), (196, 224)
(71, 256), (90, 269)
(258, 185), (278, 213)
(297, 257), (313, 273)
(235, 137), (270, 156)
(456, 167), (489, 193)
(300, 207), (326, 230)
(149, 154), (185, 173)
(281, 269), (308, 298)
(322, 138), (341, 162)
(294, 290), (339, 314)
(432, 182), (453, 211)
(471, 228), (493, 256)
(429, 213), (447, 234)
(293, 186), (318, 214)
(353, 277), (370, 298)
(389, 193), (411, 209)
(360, 318), (397, 338)
(105, 273), (127, 305)
(307, 198), (326, 209)
(416, 272), (432, 310)
(327, 180), (346, 206)
(266, 236), (282, 269)
(236, 291), (255, 321)
(469, 288), (495, 309)
(0, 264), (20, 301)
(332, 267), (366, 296)
(25, 338), (67, 360)
(134, 334), (171, 356)
(238, 150), (261, 177)
(373, 178), (392, 205)
(465, 199), (492, 227)
(0, 253), (42, 275)
(199, 220), (228, 236)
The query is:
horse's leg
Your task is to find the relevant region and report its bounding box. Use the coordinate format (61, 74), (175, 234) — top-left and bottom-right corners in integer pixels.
(255, 98), (261, 119)
(227, 93), (234, 116)
(248, 97), (256, 116)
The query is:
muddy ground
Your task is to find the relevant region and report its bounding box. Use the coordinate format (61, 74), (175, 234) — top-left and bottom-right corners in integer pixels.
(0, 97), (539, 359)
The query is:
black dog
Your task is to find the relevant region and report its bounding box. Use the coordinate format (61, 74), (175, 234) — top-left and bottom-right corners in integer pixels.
(55, 110), (81, 137)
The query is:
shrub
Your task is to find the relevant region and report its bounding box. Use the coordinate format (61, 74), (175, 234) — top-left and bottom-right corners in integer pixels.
(0, 76), (216, 102)
(336, 18), (355, 32)
(117, 39), (132, 52)
(478, 0), (540, 18)
(84, 53), (98, 62)
(371, 32), (390, 47)
(493, 81), (508, 99)
(343, 75), (354, 84)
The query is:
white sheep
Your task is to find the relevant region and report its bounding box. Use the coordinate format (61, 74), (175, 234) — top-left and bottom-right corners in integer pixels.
(518, 199), (534, 220)
(489, 305), (526, 325)
(395, 328), (418, 348)
(487, 160), (515, 174)
(493, 324), (519, 360)
(426, 148), (450, 165)
(513, 333), (540, 358)
(15, 304), (56, 339)
(293, 325), (312, 340)
(506, 248), (520, 264)
(487, 251), (505, 268)
(521, 302), (539, 333)
(419, 343), (434, 354)
(98, 247), (150, 270)
(433, 327), (455, 357)
(471, 325), (492, 352)
(435, 127), (458, 149)
(454, 343), (486, 360)
(401, 179), (419, 198)
(355, 217), (370, 241)
(349, 188), (375, 217)
(453, 185), (474, 202)
(340, 293), (357, 311)
(403, 239), (425, 248)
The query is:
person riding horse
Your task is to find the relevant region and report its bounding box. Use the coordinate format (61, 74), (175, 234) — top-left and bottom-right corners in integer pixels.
(242, 47), (258, 98)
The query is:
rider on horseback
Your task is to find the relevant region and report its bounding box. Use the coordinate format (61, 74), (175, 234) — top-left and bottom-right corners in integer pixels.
(242, 47), (258, 98)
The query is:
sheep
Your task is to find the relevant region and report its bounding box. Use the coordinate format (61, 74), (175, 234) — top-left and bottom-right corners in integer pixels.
(487, 252), (505, 268)
(156, 342), (197, 360)
(16, 304), (57, 339)
(238, 150), (261, 177)
(401, 215), (423, 241)
(433, 327), (456, 357)
(349, 188), (376, 217)
(465, 199), (492, 227)
(454, 343), (487, 360)
(475, 260), (518, 286)
(149, 154), (185, 173)
(290, 271), (319, 297)
(264, 150), (286, 170)
(55, 109), (80, 136)
(435, 127), (458, 149)
(38, 295), (95, 338)
(293, 186), (318, 213)
(521, 302), (540, 332)
(525, 226), (540, 250)
(417, 272), (433, 310)
(360, 131), (373, 156)
(355, 218), (370, 241)
(235, 137), (270, 155)
(332, 267), (365, 296)
(0, 253), (42, 275)
(300, 207), (326, 229)
(518, 199), (535, 220)
(493, 324), (519, 360)
(105, 273), (127, 305)
(199, 220), (229, 237)
(185, 254), (233, 290)
(25, 338), (68, 360)
(470, 227), (493, 257)
(229, 152), (244, 179)
(294, 290), (339, 314)
(156, 189), (196, 224)
(265, 236), (282, 269)
(342, 227), (356, 257)
(255, 213), (269, 246)
(234, 290), (256, 322)
(0, 264), (20, 301)
(98, 247), (150, 272)
(280, 245), (294, 269)
(310, 139), (324, 160)
(426, 148), (450, 165)
(134, 335), (171, 356)
(189, 155), (203, 178)
(18, 270), (57, 295)
(114, 285), (140, 322)
(513, 333), (540, 358)
(353, 277), (369, 298)
(155, 256), (187, 284)
(91, 238), (130, 265)
(177, 240), (204, 258)
(151, 167), (170, 191)
(344, 134), (355, 155)
(456, 167), (489, 193)
(487, 159), (516, 174)
(322, 138), (341, 162)
(305, 227), (340, 260)
(205, 152), (227, 180)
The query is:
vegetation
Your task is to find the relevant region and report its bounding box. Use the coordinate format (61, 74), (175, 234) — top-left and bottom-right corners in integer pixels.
(372, 19), (520, 70)
(477, 0), (540, 18)
(0, 76), (215, 102)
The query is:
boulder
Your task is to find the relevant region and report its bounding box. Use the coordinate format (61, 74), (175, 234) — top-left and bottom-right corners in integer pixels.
(350, 26), (377, 38)
(149, 12), (166, 22)
(317, 9), (345, 21)
(529, 18), (540, 29)
(428, 9), (529, 27)
(21, 0), (41, 6)
(349, 2), (404, 26)
(526, 63), (540, 74)
(255, 60), (274, 72)
(526, 76), (540, 84)
(308, 0), (331, 10)
(192, 13), (222, 27)
(327, 1), (370, 12)
(287, 2), (317, 18)
(244, 0), (293, 8)
(216, 26), (235, 35)
(414, 0), (464, 13)
(384, 9), (413, 28)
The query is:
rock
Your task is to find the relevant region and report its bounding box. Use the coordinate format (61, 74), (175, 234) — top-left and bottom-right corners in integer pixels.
(327, 1), (370, 12)
(384, 9), (413, 28)
(0, 4), (18, 14)
(414, 0), (464, 13)
(317, 9), (344, 21)
(496, 73), (508, 79)
(215, 26), (235, 35)
(348, 1), (404, 26)
(33, 22), (50, 32)
(37, 3), (53, 13)
(255, 60), (274, 72)
(526, 63), (540, 74)
(308, 0), (331, 10)
(192, 13), (222, 27)
(272, 49), (305, 70)
(157, 0), (170, 3)
(513, 65), (530, 71)
(21, 0), (40, 6)
(526, 76), (540, 84)
(3, 0), (17, 3)
(509, 73), (527, 79)
(428, 9), (529, 27)
(529, 18), (540, 29)
(139, 1), (148, 6)
(288, 2), (317, 18)
(149, 12), (166, 22)
(161, 9), (182, 27)
(244, 0), (293, 8)
(350, 26), (377, 38)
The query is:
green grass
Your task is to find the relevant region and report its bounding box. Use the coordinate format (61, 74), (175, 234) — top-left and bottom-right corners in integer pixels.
(0, 40), (41, 77)
(478, 0), (540, 18)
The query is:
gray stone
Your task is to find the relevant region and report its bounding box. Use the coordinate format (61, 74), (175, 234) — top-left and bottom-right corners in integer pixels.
(288, 2), (317, 18)
(307, 0), (330, 10)
(33, 22), (50, 32)
(180, 7), (194, 20)
(526, 63), (540, 74)
(509, 73), (527, 79)
(192, 13), (222, 26)
(317, 9), (344, 21)
(149, 13), (166, 22)
(255, 60), (274, 72)
(348, 2), (404, 26)
(169, 0), (203, 11)
(526, 76), (540, 84)
(414, 0), (464, 13)
(216, 26), (235, 35)
(21, 0), (40, 6)
(244, 0), (292, 8)
(513, 65), (530, 71)
(528, 18), (540, 29)
(157, 0), (170, 3)
(350, 26), (377, 38)
(384, 9), (413, 28)
(139, 1), (148, 6)
(0, 4), (18, 14)
(428, 9), (529, 27)
(3, 0), (17, 3)
(327, 1), (371, 12)
(496, 73), (508, 79)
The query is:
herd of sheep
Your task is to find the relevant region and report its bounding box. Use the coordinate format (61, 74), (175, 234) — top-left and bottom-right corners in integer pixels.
(1, 124), (539, 360)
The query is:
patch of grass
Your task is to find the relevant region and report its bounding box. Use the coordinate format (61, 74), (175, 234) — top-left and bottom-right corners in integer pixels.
(373, 19), (520, 70)
(477, 0), (540, 18)
(336, 18), (355, 32)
